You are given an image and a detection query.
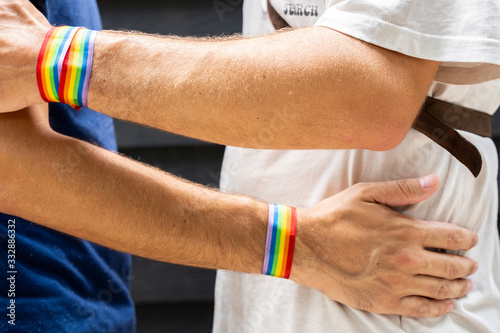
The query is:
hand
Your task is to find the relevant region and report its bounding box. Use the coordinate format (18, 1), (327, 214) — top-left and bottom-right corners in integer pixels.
(0, 0), (50, 112)
(291, 175), (478, 318)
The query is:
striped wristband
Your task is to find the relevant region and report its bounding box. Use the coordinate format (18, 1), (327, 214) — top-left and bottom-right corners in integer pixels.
(261, 204), (297, 279)
(37, 26), (97, 110)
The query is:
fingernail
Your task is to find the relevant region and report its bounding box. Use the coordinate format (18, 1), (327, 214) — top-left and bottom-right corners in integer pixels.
(419, 174), (437, 190)
(472, 262), (479, 275)
(446, 303), (455, 313)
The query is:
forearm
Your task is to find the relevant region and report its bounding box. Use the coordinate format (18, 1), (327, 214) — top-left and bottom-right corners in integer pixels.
(0, 3), (440, 150)
(87, 27), (437, 150)
(3, 126), (269, 272)
(0, 105), (480, 318)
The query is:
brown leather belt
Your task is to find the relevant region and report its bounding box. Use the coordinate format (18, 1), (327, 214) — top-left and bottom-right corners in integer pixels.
(267, 0), (492, 177)
(413, 98), (491, 177)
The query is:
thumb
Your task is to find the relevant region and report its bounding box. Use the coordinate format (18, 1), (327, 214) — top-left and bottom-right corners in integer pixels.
(364, 174), (440, 208)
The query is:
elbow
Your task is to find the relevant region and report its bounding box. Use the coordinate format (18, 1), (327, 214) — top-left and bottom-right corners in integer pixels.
(362, 91), (424, 152)
(367, 123), (411, 151)
(358, 104), (418, 152)
(310, 110), (414, 151)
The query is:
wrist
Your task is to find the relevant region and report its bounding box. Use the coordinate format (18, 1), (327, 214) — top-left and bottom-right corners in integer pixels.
(36, 26), (98, 110)
(258, 203), (301, 279)
(87, 31), (127, 115)
(288, 207), (315, 283)
(7, 27), (48, 112)
(28, 28), (50, 106)
(221, 196), (269, 274)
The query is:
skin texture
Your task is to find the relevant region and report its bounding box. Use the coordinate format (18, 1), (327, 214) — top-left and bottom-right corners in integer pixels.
(0, 0), (479, 318)
(88, 29), (439, 151)
(0, 1), (439, 151)
(0, 106), (478, 318)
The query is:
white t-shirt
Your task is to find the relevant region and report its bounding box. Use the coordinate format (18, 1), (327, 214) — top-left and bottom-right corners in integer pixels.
(214, 0), (500, 332)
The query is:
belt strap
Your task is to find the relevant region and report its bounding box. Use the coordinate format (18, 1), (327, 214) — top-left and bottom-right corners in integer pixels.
(413, 97), (491, 177)
(266, 0), (491, 177)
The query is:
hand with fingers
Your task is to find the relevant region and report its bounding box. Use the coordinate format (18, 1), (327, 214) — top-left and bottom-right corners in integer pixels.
(291, 174), (478, 318)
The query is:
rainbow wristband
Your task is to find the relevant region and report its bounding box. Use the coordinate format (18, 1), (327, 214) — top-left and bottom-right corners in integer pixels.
(261, 204), (297, 279)
(37, 26), (97, 110)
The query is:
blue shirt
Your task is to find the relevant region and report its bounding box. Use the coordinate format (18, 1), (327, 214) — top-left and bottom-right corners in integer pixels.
(0, 1), (135, 332)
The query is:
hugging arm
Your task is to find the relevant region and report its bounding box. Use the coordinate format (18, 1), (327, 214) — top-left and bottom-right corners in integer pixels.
(1, 0), (438, 150)
(0, 106), (477, 318)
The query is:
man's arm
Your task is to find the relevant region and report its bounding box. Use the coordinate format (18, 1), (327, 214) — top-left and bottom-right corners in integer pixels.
(0, 106), (477, 317)
(88, 28), (438, 151)
(1, 0), (438, 150)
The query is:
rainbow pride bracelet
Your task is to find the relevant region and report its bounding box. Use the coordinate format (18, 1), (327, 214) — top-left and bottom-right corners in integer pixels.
(261, 204), (297, 279)
(37, 26), (97, 110)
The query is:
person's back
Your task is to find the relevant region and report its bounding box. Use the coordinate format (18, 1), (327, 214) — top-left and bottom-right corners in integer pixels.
(0, 1), (135, 332)
(214, 0), (500, 331)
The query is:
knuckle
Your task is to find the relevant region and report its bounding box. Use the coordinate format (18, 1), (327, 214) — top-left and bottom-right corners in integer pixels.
(392, 252), (423, 271)
(447, 230), (464, 249)
(447, 261), (459, 279)
(436, 282), (449, 299)
(391, 253), (410, 270)
(351, 182), (377, 200)
(352, 182), (370, 194)
(416, 223), (429, 242)
(433, 303), (448, 317)
(395, 179), (415, 200)
(410, 302), (429, 317)
(409, 301), (444, 318)
(396, 222), (420, 241)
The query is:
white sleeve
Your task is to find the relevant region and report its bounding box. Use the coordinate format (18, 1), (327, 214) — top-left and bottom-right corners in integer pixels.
(314, 0), (500, 84)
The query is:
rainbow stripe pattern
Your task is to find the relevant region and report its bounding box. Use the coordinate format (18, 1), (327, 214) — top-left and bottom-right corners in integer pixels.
(261, 204), (297, 279)
(37, 26), (97, 110)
